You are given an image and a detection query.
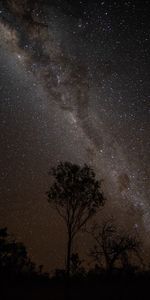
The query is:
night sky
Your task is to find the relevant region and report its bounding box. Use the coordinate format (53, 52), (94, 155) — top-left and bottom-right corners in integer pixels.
(0, 0), (149, 271)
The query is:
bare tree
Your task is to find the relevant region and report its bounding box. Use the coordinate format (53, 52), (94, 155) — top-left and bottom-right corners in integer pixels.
(89, 219), (141, 272)
(47, 162), (105, 276)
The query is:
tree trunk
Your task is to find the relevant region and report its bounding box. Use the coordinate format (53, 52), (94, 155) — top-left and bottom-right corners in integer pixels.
(66, 231), (72, 277)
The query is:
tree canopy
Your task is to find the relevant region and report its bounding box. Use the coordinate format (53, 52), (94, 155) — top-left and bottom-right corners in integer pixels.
(47, 161), (105, 275)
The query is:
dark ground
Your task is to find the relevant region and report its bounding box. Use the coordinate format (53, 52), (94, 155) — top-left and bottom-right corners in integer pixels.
(1, 278), (150, 300)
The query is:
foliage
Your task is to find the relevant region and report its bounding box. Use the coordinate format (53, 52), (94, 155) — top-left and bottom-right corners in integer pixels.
(47, 162), (105, 275)
(0, 227), (48, 282)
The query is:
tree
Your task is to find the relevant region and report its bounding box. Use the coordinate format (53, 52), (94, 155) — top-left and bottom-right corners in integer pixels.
(0, 227), (48, 282)
(70, 253), (85, 278)
(47, 162), (105, 276)
(89, 219), (141, 273)
(0, 227), (27, 279)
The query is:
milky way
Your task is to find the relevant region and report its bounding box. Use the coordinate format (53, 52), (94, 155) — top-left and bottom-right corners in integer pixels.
(0, 0), (149, 270)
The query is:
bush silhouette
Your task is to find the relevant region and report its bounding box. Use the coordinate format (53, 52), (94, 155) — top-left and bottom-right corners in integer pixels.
(0, 227), (48, 282)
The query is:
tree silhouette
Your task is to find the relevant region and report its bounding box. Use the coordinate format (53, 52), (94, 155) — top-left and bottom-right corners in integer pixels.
(70, 253), (85, 278)
(0, 227), (33, 280)
(89, 219), (141, 273)
(47, 162), (105, 276)
(0, 227), (48, 282)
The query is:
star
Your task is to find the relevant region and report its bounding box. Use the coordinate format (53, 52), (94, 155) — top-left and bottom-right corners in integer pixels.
(0, 0), (149, 271)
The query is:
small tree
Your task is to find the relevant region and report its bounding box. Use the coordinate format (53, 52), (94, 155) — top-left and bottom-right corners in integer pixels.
(0, 227), (40, 281)
(70, 253), (85, 278)
(47, 162), (105, 276)
(89, 219), (141, 273)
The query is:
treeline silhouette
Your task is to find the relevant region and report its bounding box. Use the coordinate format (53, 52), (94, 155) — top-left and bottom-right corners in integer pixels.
(1, 226), (150, 300)
(1, 162), (150, 299)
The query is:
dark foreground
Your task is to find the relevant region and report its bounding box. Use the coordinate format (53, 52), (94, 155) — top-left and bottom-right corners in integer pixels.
(1, 277), (150, 300)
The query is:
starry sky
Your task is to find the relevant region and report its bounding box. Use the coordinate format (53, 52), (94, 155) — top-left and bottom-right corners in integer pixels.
(0, 0), (149, 271)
